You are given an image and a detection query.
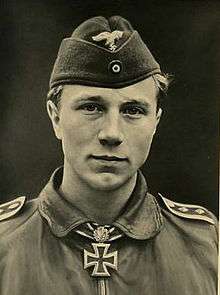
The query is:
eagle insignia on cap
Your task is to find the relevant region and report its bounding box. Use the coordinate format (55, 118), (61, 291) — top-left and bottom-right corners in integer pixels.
(92, 30), (123, 51)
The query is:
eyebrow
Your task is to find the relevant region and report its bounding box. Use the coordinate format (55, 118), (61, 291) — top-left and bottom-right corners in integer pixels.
(72, 95), (150, 108)
(72, 95), (106, 105)
(122, 99), (150, 109)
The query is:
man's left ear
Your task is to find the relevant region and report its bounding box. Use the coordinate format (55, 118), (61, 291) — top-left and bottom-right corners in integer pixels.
(156, 108), (162, 125)
(153, 108), (162, 135)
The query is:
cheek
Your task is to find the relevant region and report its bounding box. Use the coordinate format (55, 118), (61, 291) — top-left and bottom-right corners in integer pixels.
(128, 121), (156, 160)
(134, 132), (154, 153)
(59, 114), (98, 148)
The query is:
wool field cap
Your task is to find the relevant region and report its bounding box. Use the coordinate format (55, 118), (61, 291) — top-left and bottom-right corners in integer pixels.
(49, 15), (161, 89)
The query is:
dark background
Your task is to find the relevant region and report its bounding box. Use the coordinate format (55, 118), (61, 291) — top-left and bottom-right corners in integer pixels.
(1, 0), (219, 216)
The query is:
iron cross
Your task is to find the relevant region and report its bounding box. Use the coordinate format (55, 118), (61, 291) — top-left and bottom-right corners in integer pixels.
(84, 243), (118, 277)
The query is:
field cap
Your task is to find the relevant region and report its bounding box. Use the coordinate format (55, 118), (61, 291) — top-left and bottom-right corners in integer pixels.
(49, 16), (161, 89)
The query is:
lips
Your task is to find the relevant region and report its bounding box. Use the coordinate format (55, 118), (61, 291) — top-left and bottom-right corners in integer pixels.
(91, 155), (127, 162)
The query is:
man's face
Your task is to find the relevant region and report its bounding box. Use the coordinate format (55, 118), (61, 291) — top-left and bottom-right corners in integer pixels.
(48, 77), (162, 191)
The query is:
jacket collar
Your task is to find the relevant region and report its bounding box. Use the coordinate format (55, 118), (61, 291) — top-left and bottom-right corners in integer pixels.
(38, 167), (163, 240)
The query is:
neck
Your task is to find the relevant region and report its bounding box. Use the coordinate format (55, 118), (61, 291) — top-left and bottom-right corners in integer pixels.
(59, 164), (137, 225)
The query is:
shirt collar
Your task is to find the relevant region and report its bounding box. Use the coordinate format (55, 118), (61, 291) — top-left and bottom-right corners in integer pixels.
(38, 167), (163, 240)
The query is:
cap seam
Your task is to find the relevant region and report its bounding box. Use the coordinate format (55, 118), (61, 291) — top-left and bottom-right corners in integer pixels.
(50, 69), (161, 89)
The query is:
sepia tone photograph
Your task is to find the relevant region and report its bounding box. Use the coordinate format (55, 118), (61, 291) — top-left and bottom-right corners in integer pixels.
(0, 1), (219, 294)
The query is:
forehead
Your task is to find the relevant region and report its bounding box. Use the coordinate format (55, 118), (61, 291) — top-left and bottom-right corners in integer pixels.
(61, 77), (158, 104)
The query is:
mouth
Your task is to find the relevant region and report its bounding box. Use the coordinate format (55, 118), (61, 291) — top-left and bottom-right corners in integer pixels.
(91, 155), (128, 162)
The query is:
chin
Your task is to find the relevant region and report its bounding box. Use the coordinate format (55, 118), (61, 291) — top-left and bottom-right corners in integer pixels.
(86, 173), (129, 191)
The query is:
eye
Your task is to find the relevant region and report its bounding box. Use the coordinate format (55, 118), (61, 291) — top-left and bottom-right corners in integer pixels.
(80, 103), (103, 114)
(122, 106), (146, 118)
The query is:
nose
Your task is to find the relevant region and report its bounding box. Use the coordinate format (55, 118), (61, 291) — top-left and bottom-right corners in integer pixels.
(98, 111), (124, 147)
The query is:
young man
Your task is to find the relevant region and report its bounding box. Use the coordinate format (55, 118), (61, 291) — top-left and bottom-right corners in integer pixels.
(0, 16), (217, 295)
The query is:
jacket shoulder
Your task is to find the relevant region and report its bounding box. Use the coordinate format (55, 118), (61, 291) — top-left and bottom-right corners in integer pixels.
(158, 193), (217, 225)
(0, 196), (39, 236)
(0, 196), (26, 221)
